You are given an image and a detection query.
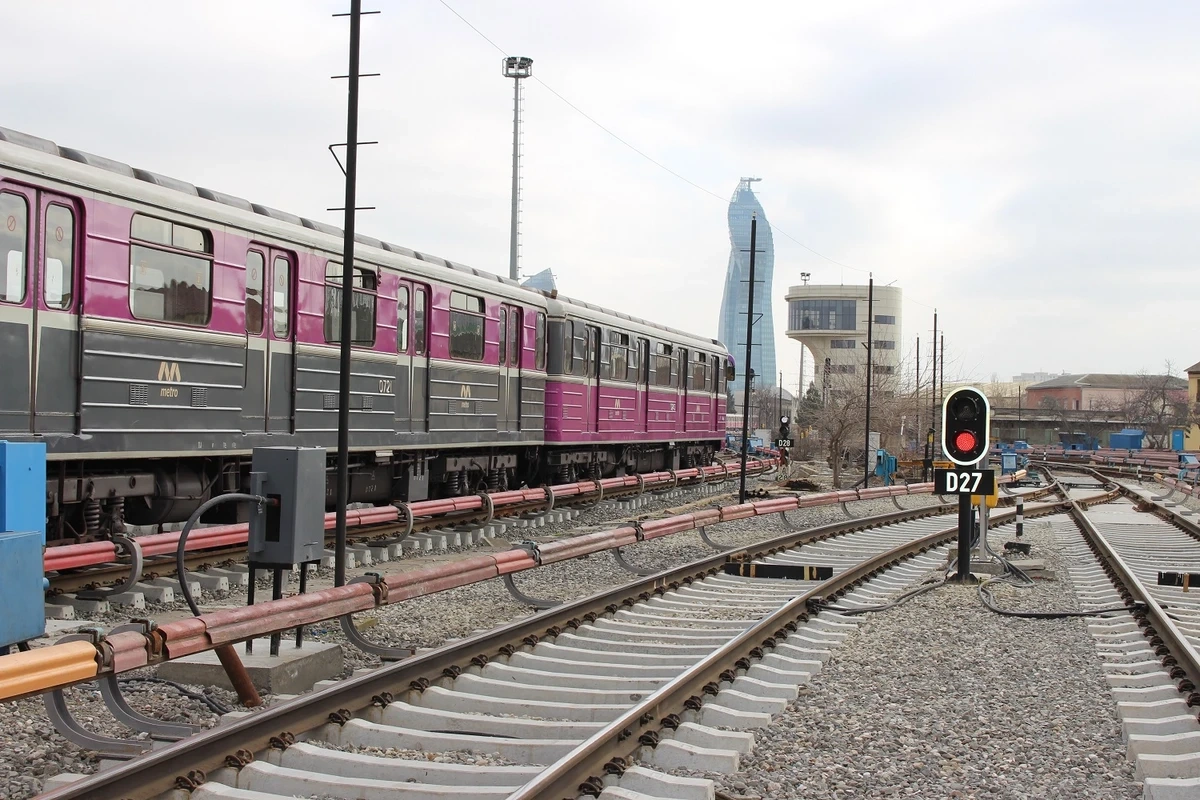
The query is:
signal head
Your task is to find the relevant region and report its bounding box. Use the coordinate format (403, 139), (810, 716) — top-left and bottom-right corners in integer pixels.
(941, 387), (991, 466)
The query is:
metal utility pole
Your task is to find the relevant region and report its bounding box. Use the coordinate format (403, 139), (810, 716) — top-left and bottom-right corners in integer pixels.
(777, 372), (783, 428)
(504, 56), (533, 282)
(930, 310), (938, 449)
(738, 214), (759, 504)
(940, 334), (945, 423)
(915, 335), (920, 451)
(333, 0), (368, 588)
(863, 275), (874, 486)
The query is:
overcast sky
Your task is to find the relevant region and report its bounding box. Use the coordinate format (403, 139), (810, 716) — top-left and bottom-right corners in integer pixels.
(4, 1), (1196, 391)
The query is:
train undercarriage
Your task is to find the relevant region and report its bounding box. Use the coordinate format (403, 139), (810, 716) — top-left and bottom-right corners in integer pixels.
(44, 440), (719, 545)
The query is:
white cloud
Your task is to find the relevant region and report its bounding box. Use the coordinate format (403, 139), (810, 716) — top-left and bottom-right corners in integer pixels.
(2, 0), (1196, 388)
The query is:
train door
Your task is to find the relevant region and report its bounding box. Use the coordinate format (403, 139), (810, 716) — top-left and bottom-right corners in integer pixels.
(0, 184), (34, 432)
(394, 281), (412, 433)
(710, 355), (722, 434)
(410, 284), (429, 432)
(497, 304), (521, 433)
(33, 192), (82, 433)
(0, 184), (82, 434)
(637, 338), (649, 433)
(265, 250), (295, 433)
(678, 347), (689, 433)
(588, 325), (601, 434)
(243, 247), (295, 433)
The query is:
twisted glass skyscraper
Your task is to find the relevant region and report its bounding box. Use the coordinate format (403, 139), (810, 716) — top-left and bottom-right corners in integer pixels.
(717, 178), (776, 394)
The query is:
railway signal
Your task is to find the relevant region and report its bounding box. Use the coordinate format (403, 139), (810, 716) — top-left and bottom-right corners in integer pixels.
(937, 386), (991, 583)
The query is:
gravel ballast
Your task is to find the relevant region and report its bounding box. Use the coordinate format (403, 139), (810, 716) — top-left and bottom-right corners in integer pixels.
(4, 482), (942, 799)
(662, 515), (1142, 799)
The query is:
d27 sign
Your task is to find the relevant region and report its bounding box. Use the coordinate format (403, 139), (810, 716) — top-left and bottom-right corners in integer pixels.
(933, 468), (996, 495)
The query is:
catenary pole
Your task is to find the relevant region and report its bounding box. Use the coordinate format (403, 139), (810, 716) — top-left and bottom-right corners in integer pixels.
(334, 0), (362, 588)
(738, 214), (758, 504)
(863, 275), (874, 486)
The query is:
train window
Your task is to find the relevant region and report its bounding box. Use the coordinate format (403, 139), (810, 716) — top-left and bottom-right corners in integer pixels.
(654, 342), (674, 387)
(413, 287), (427, 355)
(323, 262), (377, 345)
(604, 331), (629, 382)
(692, 352), (708, 390)
(43, 203), (74, 309)
(508, 309), (521, 367)
(563, 320), (573, 371)
(628, 338), (640, 382)
(396, 286), (409, 352)
(129, 214), (212, 325)
(449, 291), (484, 360)
(0, 193), (26, 304)
(572, 323), (589, 377)
(129, 215), (171, 247)
(535, 312), (546, 370)
(498, 307), (507, 365)
(245, 250), (264, 334)
(677, 349), (688, 389)
(711, 355), (721, 394)
(272, 256), (290, 338)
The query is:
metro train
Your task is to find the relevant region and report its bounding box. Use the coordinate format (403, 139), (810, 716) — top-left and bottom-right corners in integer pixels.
(0, 127), (732, 545)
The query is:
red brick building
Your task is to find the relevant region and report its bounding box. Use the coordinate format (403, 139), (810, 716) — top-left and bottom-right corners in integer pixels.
(1025, 373), (1186, 411)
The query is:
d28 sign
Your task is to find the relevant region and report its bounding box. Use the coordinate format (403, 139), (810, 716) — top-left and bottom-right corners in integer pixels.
(933, 468), (996, 495)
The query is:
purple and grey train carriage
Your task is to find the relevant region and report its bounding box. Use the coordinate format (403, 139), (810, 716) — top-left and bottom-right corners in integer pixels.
(0, 127), (733, 545)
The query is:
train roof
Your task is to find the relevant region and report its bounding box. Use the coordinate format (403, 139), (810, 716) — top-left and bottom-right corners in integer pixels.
(0, 126), (727, 353)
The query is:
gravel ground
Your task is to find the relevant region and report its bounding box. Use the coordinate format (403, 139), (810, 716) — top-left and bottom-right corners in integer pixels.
(658, 516), (1143, 800)
(3, 477), (943, 800)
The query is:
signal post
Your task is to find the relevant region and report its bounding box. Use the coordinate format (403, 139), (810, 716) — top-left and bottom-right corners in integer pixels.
(934, 387), (991, 583)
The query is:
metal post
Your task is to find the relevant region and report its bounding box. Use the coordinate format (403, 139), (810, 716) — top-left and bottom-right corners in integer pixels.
(956, 493), (972, 582)
(334, 0), (363, 588)
(777, 373), (783, 433)
(930, 311), (937, 449)
(508, 74), (521, 281)
(940, 334), (945, 422)
(915, 335), (919, 451)
(296, 562), (307, 648)
(504, 57), (532, 282)
(1015, 496), (1024, 538)
(738, 214), (758, 504)
(270, 567), (283, 657)
(864, 275), (874, 486)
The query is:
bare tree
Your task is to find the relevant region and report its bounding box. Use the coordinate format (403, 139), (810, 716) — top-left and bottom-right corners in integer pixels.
(811, 368), (911, 486)
(1120, 362), (1192, 447)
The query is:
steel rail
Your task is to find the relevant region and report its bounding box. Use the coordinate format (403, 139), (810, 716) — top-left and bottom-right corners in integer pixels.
(1067, 498), (1200, 702)
(508, 500), (1070, 800)
(44, 460), (774, 591)
(35, 490), (1051, 800)
(35, 502), (958, 800)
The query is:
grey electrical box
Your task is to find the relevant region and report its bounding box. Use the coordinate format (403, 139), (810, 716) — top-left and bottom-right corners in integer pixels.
(248, 447), (326, 566)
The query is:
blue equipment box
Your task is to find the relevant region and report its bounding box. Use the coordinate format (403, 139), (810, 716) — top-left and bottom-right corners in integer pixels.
(0, 441), (47, 542)
(0, 530), (46, 647)
(0, 441), (48, 648)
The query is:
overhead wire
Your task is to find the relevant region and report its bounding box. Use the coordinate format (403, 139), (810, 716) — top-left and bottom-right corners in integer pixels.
(434, 0), (886, 282)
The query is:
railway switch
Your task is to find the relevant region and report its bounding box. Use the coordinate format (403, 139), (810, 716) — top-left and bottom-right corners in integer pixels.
(248, 447), (326, 567)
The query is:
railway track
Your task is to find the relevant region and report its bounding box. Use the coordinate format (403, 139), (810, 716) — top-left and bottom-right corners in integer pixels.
(46, 461), (767, 596)
(1032, 465), (1200, 795)
(37, 491), (1064, 800)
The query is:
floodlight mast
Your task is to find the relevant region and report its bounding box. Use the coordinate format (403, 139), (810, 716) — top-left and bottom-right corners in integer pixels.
(503, 56), (533, 282)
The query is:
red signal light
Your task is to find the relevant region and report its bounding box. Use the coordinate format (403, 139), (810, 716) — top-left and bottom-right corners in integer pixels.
(954, 431), (977, 454)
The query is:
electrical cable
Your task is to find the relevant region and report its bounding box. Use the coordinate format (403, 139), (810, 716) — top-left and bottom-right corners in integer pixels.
(175, 493), (269, 617)
(116, 677), (233, 715)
